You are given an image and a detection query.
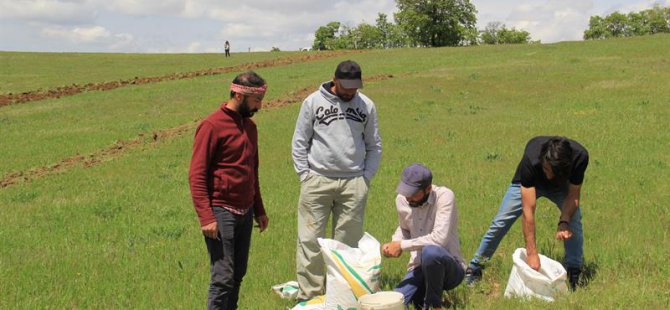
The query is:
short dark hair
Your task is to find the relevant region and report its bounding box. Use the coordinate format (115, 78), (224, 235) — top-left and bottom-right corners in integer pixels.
(539, 136), (573, 182)
(229, 71), (266, 98)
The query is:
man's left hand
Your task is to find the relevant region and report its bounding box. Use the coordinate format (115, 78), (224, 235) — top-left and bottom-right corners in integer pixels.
(382, 241), (402, 258)
(555, 222), (573, 240)
(255, 215), (269, 232)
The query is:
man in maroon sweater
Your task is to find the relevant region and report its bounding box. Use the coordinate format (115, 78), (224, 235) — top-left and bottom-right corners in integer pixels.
(189, 71), (269, 310)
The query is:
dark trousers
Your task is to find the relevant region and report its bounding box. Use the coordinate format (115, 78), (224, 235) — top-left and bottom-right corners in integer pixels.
(395, 245), (465, 309)
(204, 206), (253, 310)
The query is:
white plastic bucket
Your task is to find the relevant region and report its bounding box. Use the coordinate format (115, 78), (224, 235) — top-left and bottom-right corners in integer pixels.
(358, 291), (404, 310)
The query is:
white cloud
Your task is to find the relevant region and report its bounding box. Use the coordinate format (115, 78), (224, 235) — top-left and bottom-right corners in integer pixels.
(41, 25), (134, 50)
(477, 0), (670, 43)
(0, 0), (97, 24)
(501, 1), (594, 42)
(186, 41), (201, 53)
(100, 0), (186, 16)
(605, 0), (670, 13)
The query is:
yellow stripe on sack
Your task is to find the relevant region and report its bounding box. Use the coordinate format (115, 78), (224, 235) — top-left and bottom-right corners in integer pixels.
(304, 295), (325, 305)
(329, 250), (373, 298)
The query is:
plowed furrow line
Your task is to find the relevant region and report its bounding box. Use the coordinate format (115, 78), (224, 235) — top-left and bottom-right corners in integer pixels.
(0, 50), (364, 107)
(0, 74), (395, 189)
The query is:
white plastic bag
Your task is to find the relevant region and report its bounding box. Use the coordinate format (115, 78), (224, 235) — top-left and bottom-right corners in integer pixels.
(504, 248), (568, 302)
(320, 232), (382, 310)
(272, 281), (299, 299)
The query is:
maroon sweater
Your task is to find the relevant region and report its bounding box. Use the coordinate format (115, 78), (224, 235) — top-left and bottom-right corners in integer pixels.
(189, 104), (266, 226)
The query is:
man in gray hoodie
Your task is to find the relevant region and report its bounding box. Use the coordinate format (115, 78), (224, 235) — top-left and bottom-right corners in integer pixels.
(291, 60), (382, 300)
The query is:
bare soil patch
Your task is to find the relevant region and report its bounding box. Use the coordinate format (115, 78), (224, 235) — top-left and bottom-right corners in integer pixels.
(0, 51), (363, 107)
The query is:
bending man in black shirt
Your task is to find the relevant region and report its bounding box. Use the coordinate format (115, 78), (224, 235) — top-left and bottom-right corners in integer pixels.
(465, 136), (589, 290)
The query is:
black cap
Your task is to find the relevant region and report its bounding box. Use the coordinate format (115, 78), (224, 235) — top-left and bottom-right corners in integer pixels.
(334, 60), (363, 89)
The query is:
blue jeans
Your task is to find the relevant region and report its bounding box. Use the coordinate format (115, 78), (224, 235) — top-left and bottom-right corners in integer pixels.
(395, 245), (465, 309)
(469, 183), (583, 270)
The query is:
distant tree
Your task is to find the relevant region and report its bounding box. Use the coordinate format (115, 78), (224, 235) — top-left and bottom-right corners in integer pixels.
(640, 5), (670, 34)
(376, 12), (411, 48)
(480, 22), (532, 44)
(394, 0), (478, 47)
(271, 46), (281, 52)
(584, 5), (670, 40)
(376, 13), (392, 48)
(312, 22), (341, 50)
(331, 24), (354, 50)
(480, 21), (502, 44)
(353, 23), (383, 49)
(584, 16), (608, 40)
(387, 23), (411, 48)
(605, 12), (629, 37)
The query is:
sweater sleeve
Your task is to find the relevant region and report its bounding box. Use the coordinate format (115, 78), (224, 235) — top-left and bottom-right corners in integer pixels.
(252, 136), (266, 218)
(189, 121), (217, 226)
(400, 190), (456, 251)
(363, 102), (382, 181)
(291, 98), (314, 181)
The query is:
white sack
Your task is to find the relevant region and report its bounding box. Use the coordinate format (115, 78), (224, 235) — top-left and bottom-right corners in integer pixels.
(320, 232), (382, 309)
(504, 248), (568, 302)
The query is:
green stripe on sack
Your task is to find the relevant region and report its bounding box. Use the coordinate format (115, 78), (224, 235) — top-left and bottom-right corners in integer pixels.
(367, 264), (381, 272)
(330, 250), (374, 294)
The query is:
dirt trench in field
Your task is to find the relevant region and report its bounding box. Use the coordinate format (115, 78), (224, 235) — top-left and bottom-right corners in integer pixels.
(0, 74), (395, 189)
(0, 50), (363, 107)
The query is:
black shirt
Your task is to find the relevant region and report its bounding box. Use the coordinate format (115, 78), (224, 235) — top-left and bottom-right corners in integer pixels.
(511, 136), (589, 190)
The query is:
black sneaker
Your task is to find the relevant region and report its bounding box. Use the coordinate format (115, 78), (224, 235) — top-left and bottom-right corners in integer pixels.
(567, 267), (581, 291)
(464, 267), (482, 287)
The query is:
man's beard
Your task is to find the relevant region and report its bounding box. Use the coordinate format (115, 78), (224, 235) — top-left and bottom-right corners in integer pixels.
(335, 88), (354, 102)
(408, 190), (430, 208)
(239, 97), (258, 118)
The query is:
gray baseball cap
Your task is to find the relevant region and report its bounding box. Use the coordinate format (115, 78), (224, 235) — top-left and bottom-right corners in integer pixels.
(396, 163), (433, 197)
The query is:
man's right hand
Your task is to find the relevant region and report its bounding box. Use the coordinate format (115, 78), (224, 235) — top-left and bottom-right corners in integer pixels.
(526, 252), (541, 271)
(382, 242), (402, 258)
(202, 221), (218, 239)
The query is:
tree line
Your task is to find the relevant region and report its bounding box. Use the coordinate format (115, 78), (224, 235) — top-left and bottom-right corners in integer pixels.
(311, 1), (670, 51)
(584, 5), (670, 40)
(312, 0), (532, 51)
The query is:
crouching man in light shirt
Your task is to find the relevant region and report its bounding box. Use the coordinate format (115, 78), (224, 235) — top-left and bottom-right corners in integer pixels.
(382, 163), (465, 310)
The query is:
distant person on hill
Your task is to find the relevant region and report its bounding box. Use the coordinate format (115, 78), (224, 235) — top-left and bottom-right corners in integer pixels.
(464, 136), (589, 290)
(224, 41), (231, 57)
(189, 71), (269, 309)
(291, 60), (382, 301)
(382, 163), (465, 310)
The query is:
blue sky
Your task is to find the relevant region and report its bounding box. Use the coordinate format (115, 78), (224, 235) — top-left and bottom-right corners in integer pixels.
(1, 0), (668, 53)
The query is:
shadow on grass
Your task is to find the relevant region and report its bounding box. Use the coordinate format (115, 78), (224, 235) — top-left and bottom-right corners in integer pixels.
(540, 242), (599, 289)
(381, 273), (469, 309)
(579, 260), (599, 288)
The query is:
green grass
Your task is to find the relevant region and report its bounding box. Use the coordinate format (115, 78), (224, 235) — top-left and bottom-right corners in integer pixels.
(1, 34), (669, 309)
(0, 51), (299, 94)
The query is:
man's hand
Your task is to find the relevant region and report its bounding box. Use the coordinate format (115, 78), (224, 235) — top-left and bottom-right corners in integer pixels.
(201, 221), (218, 239)
(382, 241), (402, 258)
(255, 215), (269, 232)
(555, 222), (573, 240)
(526, 252), (541, 271)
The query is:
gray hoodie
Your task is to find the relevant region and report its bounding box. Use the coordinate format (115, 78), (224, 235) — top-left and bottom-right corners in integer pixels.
(292, 81), (382, 181)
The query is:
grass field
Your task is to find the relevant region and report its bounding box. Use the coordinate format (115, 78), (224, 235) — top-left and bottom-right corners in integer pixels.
(0, 51), (299, 94)
(1, 34), (669, 309)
